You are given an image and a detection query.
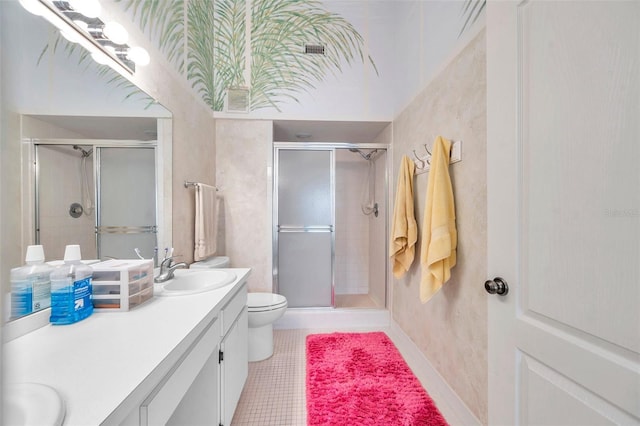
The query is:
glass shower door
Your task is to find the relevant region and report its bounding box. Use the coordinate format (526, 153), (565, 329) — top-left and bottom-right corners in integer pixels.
(97, 147), (157, 260)
(275, 149), (334, 308)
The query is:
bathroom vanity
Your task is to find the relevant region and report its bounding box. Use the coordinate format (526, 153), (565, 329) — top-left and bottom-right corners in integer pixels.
(3, 268), (250, 426)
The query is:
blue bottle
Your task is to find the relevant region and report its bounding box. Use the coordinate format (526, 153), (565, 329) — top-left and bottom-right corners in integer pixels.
(50, 245), (93, 325)
(10, 245), (53, 319)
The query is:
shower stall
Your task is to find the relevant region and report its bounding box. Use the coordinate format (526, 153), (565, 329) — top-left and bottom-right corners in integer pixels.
(273, 143), (388, 309)
(34, 143), (157, 261)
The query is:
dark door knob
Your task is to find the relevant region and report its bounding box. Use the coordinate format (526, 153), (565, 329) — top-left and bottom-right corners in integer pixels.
(485, 277), (509, 296)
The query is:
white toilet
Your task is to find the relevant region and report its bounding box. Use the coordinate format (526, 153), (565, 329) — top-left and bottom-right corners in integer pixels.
(189, 256), (287, 362)
(247, 292), (288, 362)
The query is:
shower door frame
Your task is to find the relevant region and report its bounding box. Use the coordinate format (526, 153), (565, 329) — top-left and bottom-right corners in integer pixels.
(272, 142), (390, 309)
(94, 144), (158, 260)
(273, 144), (336, 308)
(31, 139), (160, 260)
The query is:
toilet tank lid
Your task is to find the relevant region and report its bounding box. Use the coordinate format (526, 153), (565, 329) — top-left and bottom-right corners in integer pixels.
(190, 256), (230, 268)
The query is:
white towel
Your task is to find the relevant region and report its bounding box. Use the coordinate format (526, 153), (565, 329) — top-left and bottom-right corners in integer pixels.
(194, 183), (218, 261)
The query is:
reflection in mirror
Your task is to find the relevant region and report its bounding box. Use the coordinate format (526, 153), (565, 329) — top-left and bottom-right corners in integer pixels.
(1, 0), (172, 324)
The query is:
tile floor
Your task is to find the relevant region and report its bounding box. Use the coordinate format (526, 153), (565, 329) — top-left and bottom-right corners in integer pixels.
(231, 329), (309, 425)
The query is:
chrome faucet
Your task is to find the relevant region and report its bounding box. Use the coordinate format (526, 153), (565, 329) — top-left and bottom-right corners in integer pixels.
(154, 256), (188, 283)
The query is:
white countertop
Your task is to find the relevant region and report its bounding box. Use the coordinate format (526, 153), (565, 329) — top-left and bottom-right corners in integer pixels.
(3, 268), (251, 426)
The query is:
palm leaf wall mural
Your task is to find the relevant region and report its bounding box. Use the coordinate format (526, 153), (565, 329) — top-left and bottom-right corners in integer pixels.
(117, 0), (187, 74)
(39, 32), (156, 107)
(187, 0), (217, 108)
(213, 0), (247, 110)
(459, 0), (486, 36)
(113, 0), (377, 112)
(247, 0), (378, 111)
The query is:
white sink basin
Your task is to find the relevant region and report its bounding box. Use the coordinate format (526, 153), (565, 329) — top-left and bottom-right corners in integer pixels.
(156, 269), (236, 296)
(3, 383), (65, 426)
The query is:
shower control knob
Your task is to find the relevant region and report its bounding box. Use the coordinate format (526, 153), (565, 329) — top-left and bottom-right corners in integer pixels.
(69, 202), (84, 218)
(484, 277), (508, 296)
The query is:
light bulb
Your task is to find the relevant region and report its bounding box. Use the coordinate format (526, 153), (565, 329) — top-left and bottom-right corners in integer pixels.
(91, 50), (110, 65)
(103, 22), (128, 45)
(60, 29), (81, 44)
(68, 0), (101, 18)
(127, 46), (150, 66)
(18, 0), (46, 16)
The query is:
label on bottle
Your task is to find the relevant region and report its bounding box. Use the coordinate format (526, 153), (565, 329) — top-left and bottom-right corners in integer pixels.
(73, 277), (92, 313)
(50, 276), (93, 325)
(32, 274), (51, 312)
(10, 280), (32, 318)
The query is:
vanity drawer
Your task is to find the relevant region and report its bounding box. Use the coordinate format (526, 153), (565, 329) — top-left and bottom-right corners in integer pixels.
(221, 283), (247, 336)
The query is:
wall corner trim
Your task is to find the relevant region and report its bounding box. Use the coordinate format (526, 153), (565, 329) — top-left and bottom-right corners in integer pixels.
(389, 320), (482, 426)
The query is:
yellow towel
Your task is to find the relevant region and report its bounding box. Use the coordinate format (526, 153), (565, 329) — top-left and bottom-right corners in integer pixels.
(390, 155), (418, 278)
(194, 183), (218, 261)
(420, 136), (457, 302)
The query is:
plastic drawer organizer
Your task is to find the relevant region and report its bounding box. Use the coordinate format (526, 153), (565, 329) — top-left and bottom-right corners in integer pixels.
(90, 259), (154, 311)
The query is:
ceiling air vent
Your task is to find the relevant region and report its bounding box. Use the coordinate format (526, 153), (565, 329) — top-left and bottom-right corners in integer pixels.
(225, 87), (250, 113)
(304, 44), (325, 55)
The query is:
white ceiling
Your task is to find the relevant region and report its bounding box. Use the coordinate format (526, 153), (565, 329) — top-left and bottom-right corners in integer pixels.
(273, 120), (390, 143)
(30, 115), (391, 145)
(30, 115), (159, 141)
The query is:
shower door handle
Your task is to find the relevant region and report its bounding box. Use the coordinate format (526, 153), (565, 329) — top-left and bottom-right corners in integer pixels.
(277, 225), (333, 233)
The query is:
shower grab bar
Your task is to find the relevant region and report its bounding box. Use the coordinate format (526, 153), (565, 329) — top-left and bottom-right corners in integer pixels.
(277, 225), (333, 233)
(96, 225), (158, 234)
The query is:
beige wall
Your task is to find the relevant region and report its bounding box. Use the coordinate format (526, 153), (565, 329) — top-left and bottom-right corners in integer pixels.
(391, 30), (487, 423)
(215, 119), (273, 292)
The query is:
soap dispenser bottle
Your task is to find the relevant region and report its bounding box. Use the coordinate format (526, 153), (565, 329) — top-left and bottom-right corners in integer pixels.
(10, 245), (53, 319)
(50, 245), (94, 325)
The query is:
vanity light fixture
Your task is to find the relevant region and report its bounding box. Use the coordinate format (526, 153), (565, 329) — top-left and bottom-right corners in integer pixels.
(127, 46), (150, 66)
(103, 21), (129, 45)
(20, 0), (149, 75)
(67, 0), (101, 18)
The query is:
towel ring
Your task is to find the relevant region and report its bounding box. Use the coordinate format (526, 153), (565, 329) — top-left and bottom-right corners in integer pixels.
(423, 144), (432, 156)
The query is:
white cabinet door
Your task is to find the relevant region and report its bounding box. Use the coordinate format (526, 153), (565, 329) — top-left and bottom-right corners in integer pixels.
(140, 317), (221, 425)
(487, 1), (640, 424)
(167, 348), (220, 426)
(220, 307), (248, 426)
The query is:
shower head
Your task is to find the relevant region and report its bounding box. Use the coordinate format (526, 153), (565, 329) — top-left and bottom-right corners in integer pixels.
(349, 148), (379, 161)
(73, 145), (93, 158)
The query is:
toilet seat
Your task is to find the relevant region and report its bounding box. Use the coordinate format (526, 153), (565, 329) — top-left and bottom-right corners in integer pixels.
(247, 293), (288, 312)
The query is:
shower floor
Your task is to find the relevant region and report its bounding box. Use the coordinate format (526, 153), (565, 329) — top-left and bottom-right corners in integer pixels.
(334, 294), (380, 308)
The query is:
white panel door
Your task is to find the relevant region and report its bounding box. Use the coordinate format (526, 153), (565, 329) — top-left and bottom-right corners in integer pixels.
(487, 1), (640, 424)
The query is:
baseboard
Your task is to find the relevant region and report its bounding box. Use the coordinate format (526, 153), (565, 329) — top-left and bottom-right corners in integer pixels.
(389, 320), (481, 426)
(274, 308), (390, 330)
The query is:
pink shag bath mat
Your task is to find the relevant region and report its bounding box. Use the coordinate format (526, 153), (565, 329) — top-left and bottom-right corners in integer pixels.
(306, 332), (448, 426)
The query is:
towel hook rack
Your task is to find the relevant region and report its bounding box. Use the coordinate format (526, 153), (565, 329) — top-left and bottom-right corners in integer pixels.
(412, 150), (426, 169)
(412, 139), (462, 175)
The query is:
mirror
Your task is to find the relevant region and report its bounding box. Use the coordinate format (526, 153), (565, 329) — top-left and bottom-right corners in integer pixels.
(0, 0), (172, 323)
